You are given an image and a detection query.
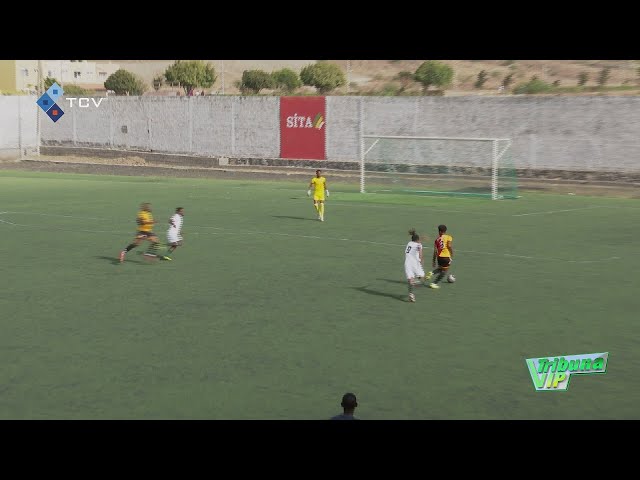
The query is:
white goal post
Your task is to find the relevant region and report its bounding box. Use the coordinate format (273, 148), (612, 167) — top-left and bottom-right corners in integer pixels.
(359, 135), (515, 200)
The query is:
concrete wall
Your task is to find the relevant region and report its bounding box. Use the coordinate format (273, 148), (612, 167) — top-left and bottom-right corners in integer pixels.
(6, 94), (640, 172)
(0, 96), (38, 158)
(41, 96), (281, 159)
(327, 96), (640, 172)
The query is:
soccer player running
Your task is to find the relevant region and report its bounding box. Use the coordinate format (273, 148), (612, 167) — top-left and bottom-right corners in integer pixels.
(405, 228), (428, 303)
(307, 169), (329, 221)
(119, 202), (161, 263)
(161, 207), (184, 261)
(428, 224), (454, 289)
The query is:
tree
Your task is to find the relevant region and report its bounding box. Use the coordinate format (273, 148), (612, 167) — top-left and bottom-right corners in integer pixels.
(104, 69), (147, 96)
(44, 77), (59, 90)
(578, 72), (589, 86)
(474, 70), (488, 89)
(413, 61), (454, 93)
(271, 68), (302, 93)
(300, 62), (346, 94)
(240, 70), (275, 94)
(164, 60), (216, 95)
(597, 67), (611, 87)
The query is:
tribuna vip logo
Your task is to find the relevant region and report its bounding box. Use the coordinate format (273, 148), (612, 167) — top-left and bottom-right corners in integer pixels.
(36, 82), (106, 123)
(525, 352), (608, 391)
(286, 113), (325, 129)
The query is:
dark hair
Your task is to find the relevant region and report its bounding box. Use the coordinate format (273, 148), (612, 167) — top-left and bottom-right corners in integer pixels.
(316, 169), (321, 174)
(408, 228), (420, 242)
(341, 393), (357, 410)
(176, 207), (184, 212)
(438, 224), (447, 233)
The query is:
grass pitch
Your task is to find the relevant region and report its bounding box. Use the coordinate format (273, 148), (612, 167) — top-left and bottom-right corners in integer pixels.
(1, 170), (639, 419)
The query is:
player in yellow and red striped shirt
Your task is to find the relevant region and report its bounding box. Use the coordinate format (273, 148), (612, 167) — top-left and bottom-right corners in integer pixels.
(428, 224), (454, 289)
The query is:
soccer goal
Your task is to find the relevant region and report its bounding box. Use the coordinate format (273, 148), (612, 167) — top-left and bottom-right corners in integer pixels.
(359, 135), (517, 199)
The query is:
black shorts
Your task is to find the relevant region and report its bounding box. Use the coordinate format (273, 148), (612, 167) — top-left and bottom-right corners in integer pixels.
(136, 231), (155, 239)
(437, 256), (451, 269)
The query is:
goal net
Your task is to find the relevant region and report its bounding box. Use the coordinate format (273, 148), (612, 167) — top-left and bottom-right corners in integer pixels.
(359, 135), (517, 199)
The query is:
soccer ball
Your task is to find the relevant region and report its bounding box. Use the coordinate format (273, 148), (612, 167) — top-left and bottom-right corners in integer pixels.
(447, 274), (456, 283)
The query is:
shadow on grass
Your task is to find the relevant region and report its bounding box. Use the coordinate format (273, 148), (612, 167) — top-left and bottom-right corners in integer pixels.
(378, 278), (433, 288)
(272, 215), (316, 221)
(351, 286), (407, 302)
(94, 255), (149, 265)
(377, 278), (408, 286)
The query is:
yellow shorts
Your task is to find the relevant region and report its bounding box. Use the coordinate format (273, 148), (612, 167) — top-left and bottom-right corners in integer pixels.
(313, 194), (325, 202)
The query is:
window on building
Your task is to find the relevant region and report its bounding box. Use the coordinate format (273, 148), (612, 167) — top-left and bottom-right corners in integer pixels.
(74, 71), (81, 79)
(21, 68), (29, 77)
(48, 71), (53, 77)
(99, 72), (107, 79)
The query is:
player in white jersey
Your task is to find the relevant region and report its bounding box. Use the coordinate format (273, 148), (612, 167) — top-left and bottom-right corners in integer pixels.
(405, 228), (429, 303)
(161, 207), (184, 261)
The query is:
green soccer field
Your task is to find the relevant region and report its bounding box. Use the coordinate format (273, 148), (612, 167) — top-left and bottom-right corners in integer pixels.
(1, 170), (639, 419)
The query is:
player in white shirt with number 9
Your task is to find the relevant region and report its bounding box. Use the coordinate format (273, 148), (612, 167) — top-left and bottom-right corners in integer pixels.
(405, 228), (429, 303)
(162, 207), (184, 261)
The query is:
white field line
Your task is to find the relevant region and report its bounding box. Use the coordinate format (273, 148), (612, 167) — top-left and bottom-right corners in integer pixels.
(511, 205), (609, 217)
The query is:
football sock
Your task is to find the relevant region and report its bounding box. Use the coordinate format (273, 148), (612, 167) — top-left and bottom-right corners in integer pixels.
(319, 203), (325, 217)
(146, 242), (160, 255)
(125, 243), (137, 252)
(314, 203), (319, 213)
(408, 282), (414, 295)
(434, 271), (446, 284)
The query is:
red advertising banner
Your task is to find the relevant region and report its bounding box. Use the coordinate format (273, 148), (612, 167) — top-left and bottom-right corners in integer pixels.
(280, 96), (326, 160)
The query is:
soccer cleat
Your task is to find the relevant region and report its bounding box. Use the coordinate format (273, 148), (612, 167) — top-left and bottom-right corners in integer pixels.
(320, 215), (324, 222)
(408, 293), (416, 302)
(119, 251), (125, 263)
(162, 256), (172, 261)
(428, 283), (440, 289)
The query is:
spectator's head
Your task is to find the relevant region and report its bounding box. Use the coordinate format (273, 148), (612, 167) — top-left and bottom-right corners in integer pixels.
(341, 393), (358, 414)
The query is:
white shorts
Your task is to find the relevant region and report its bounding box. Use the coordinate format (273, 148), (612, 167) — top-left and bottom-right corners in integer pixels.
(167, 230), (182, 244)
(405, 259), (425, 280)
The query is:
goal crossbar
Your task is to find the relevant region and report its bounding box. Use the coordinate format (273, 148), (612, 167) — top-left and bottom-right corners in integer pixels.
(362, 135), (511, 142)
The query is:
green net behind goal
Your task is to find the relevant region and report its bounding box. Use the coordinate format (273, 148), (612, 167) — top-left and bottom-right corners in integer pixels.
(360, 136), (518, 199)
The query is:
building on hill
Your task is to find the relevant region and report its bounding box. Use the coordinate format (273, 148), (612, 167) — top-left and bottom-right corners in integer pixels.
(0, 60), (119, 94)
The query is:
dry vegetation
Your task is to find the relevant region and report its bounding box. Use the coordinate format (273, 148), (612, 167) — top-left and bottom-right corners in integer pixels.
(95, 60), (640, 96)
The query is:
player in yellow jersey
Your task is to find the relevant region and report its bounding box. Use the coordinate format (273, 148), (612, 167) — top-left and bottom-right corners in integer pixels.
(119, 202), (162, 263)
(307, 169), (329, 221)
(428, 224), (454, 289)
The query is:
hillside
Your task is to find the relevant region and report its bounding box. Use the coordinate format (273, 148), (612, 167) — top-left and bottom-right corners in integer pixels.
(96, 60), (640, 95)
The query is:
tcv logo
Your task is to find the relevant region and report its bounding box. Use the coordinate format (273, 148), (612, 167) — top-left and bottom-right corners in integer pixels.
(36, 82), (106, 123)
